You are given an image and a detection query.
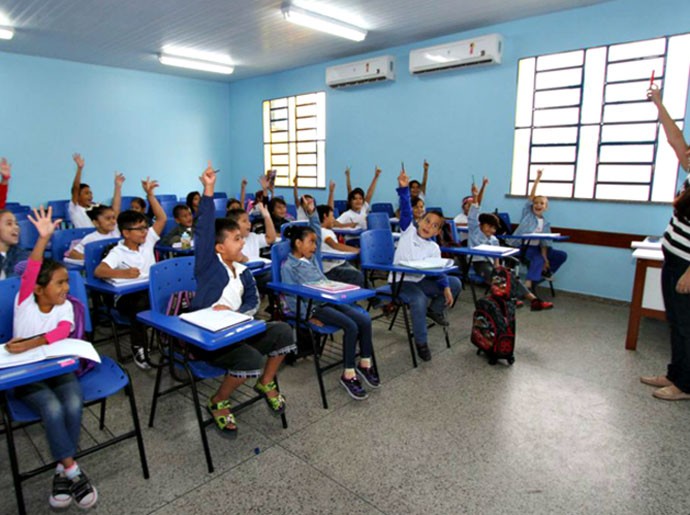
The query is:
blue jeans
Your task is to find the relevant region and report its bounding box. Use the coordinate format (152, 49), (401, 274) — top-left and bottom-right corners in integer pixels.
(15, 372), (83, 462)
(398, 276), (462, 345)
(662, 248), (690, 393)
(313, 303), (372, 369)
(524, 246), (567, 282)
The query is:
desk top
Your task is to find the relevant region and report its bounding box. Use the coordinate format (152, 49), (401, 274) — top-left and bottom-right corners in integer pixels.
(268, 281), (375, 305)
(441, 246), (519, 258)
(0, 357), (79, 391)
(632, 248), (664, 261)
(322, 251), (358, 261)
(360, 263), (458, 276)
(137, 311), (267, 351)
(85, 277), (150, 295)
(500, 233), (569, 241)
(155, 243), (195, 256)
(333, 227), (364, 236)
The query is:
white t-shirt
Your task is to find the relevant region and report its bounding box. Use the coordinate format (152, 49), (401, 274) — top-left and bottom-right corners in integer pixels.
(336, 201), (370, 229)
(73, 229), (120, 254)
(101, 230), (160, 277)
(296, 206), (308, 221)
(529, 217), (545, 246)
(214, 257), (258, 316)
(14, 294), (75, 339)
(243, 233), (268, 261)
(68, 201), (93, 229)
(321, 227), (344, 273)
(390, 223), (442, 283)
(453, 213), (469, 242)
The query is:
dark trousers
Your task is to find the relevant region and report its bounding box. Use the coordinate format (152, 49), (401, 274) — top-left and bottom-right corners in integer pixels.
(524, 245), (567, 281)
(662, 248), (690, 392)
(116, 291), (151, 351)
(313, 304), (372, 369)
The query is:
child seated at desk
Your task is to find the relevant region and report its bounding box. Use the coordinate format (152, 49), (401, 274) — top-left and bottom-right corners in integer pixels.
(0, 208), (28, 279)
(160, 204), (194, 247)
(282, 196), (379, 400)
(317, 204), (363, 287)
(338, 166), (382, 229)
(454, 179), (487, 243)
(4, 206), (98, 510)
(186, 191), (201, 218)
(68, 153), (98, 229)
(94, 177), (167, 370)
(68, 173), (125, 260)
(468, 180), (552, 311)
(393, 169), (462, 362)
(508, 168), (567, 290)
(193, 163), (295, 436)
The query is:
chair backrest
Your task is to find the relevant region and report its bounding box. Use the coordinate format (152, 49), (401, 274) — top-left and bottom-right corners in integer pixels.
(68, 270), (92, 333)
(148, 257), (196, 314)
(213, 192), (228, 199)
(51, 227), (97, 262)
(6, 204), (30, 214)
(270, 241), (292, 283)
(496, 211), (512, 235)
(366, 212), (391, 231)
(360, 229), (395, 266)
(371, 202), (394, 218)
(333, 200), (348, 214)
(213, 198), (227, 212)
(279, 220), (308, 237)
(162, 218), (178, 237)
(426, 206), (442, 215)
(0, 277), (20, 342)
(120, 196), (148, 211)
(155, 194), (178, 203)
(84, 237), (121, 280)
(159, 200), (178, 219)
(286, 204), (297, 219)
(445, 220), (459, 244)
(17, 219), (39, 250)
(47, 200), (70, 221)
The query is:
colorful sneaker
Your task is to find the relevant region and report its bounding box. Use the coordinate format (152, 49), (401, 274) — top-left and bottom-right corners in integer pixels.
(340, 375), (368, 400)
(426, 310), (449, 327)
(530, 299), (554, 311)
(356, 364), (381, 389)
(415, 343), (432, 362)
(253, 380), (287, 415)
(132, 347), (151, 370)
(69, 470), (98, 510)
(49, 473), (72, 510)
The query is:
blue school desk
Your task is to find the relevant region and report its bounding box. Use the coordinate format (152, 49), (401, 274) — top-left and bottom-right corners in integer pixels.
(322, 250), (359, 261)
(0, 358), (80, 392)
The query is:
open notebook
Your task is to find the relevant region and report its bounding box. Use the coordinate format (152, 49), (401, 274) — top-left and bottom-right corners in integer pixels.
(304, 280), (360, 293)
(179, 308), (252, 332)
(472, 244), (518, 256)
(106, 276), (149, 285)
(0, 338), (101, 369)
(399, 258), (454, 269)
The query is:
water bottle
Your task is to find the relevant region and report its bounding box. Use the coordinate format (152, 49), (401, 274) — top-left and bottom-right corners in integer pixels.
(180, 230), (192, 250)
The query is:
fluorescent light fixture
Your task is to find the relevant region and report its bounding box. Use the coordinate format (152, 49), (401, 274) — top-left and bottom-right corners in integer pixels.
(282, 3), (367, 42)
(0, 26), (14, 40)
(159, 47), (234, 74)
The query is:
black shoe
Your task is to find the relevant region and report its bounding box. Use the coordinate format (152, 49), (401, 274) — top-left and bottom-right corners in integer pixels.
(415, 344), (432, 362)
(426, 310), (449, 327)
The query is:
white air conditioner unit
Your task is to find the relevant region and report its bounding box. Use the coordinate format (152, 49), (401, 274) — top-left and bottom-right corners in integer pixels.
(326, 55), (395, 88)
(409, 33), (503, 75)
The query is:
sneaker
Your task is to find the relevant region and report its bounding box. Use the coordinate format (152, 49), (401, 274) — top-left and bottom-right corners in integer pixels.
(542, 269), (554, 281)
(515, 300), (524, 308)
(69, 470), (98, 509)
(49, 473), (72, 510)
(530, 299), (554, 311)
(340, 375), (368, 400)
(356, 364), (381, 389)
(426, 310), (449, 327)
(132, 347), (151, 370)
(415, 343), (432, 362)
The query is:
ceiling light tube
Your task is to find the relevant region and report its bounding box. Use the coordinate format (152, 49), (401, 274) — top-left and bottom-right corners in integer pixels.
(282, 3), (367, 42)
(159, 54), (234, 75)
(0, 26), (14, 40)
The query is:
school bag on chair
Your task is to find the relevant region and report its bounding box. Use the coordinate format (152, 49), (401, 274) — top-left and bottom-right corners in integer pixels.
(471, 266), (517, 365)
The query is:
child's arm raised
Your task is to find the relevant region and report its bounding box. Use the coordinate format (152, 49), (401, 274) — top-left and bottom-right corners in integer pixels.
(292, 175), (300, 207)
(364, 166), (382, 205)
(528, 169), (543, 201)
(467, 184), (482, 247)
(397, 168), (413, 231)
(240, 177), (247, 209)
(327, 180), (335, 209)
(421, 160), (429, 195)
(112, 172), (125, 216)
(143, 177), (167, 235)
(0, 158), (11, 209)
(194, 162), (217, 278)
(258, 201), (277, 245)
(477, 177), (489, 206)
(345, 166), (352, 195)
(649, 87), (689, 172)
(258, 173), (270, 203)
(70, 153), (85, 204)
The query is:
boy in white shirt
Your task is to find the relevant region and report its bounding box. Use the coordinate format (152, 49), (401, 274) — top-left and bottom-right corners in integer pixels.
(336, 166), (382, 229)
(68, 153), (95, 228)
(393, 169), (462, 362)
(94, 177), (167, 369)
(317, 204), (363, 286)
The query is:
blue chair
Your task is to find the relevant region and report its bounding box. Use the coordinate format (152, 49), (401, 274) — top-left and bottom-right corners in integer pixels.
(120, 196), (148, 211)
(213, 198), (227, 218)
(47, 200), (70, 228)
(279, 220), (308, 238)
(155, 194), (177, 203)
(145, 257), (286, 472)
(334, 200), (348, 215)
(213, 192), (228, 199)
(161, 218), (178, 238)
(158, 200), (178, 219)
(366, 212), (391, 231)
(270, 242), (375, 409)
(84, 238), (132, 362)
(0, 273), (149, 515)
(286, 204), (297, 219)
(17, 220), (39, 250)
(50, 227), (96, 266)
(371, 202), (395, 218)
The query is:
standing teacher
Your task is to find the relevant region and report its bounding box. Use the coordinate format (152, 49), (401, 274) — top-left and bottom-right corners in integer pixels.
(641, 86), (690, 400)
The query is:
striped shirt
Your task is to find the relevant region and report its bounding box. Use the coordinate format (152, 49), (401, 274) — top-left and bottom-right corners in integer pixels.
(662, 179), (690, 262)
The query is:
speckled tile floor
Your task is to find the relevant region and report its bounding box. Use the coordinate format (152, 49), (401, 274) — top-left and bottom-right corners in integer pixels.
(2, 290), (688, 515)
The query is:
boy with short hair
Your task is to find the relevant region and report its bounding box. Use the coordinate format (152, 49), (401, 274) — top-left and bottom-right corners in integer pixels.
(160, 204), (194, 246)
(316, 204), (363, 287)
(94, 177), (168, 369)
(69, 153), (95, 228)
(192, 162), (295, 436)
(393, 169), (462, 362)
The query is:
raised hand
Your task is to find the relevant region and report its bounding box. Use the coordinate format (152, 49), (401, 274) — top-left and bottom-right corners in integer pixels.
(329, 180), (336, 193)
(241, 177), (248, 187)
(28, 206), (61, 239)
(257, 201), (270, 218)
(114, 172), (125, 187)
(374, 166), (382, 178)
(0, 158), (11, 179)
(423, 160), (429, 172)
(471, 183), (479, 197)
(73, 153), (85, 169)
(141, 177), (160, 195)
(398, 168), (409, 188)
(301, 194), (315, 215)
(258, 174), (269, 190)
(536, 168), (543, 179)
(344, 166), (350, 177)
(647, 86), (661, 106)
(200, 161), (216, 187)
(482, 177), (489, 186)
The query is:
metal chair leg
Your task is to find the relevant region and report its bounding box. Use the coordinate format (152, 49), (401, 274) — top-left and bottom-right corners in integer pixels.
(401, 304), (418, 368)
(123, 371), (150, 479)
(184, 363), (214, 473)
(2, 403), (27, 515)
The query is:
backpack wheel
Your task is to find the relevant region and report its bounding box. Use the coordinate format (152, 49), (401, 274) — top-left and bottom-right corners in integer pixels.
(507, 356), (515, 365)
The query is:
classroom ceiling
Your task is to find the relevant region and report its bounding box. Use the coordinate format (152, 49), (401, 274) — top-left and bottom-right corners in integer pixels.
(0, 0), (610, 82)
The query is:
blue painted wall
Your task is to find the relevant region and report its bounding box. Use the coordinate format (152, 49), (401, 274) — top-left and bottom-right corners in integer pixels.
(0, 52), (231, 204)
(228, 0), (690, 300)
